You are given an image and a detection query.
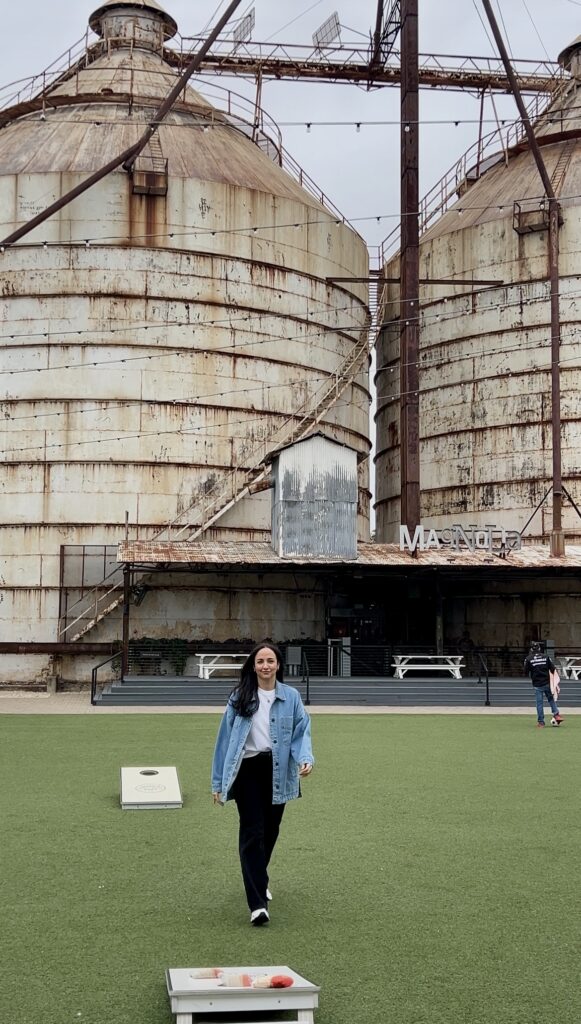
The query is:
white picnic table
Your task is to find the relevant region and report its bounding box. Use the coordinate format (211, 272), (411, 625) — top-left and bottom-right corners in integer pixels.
(392, 654), (465, 679)
(558, 655), (581, 679)
(196, 652), (246, 679)
(166, 965), (319, 1024)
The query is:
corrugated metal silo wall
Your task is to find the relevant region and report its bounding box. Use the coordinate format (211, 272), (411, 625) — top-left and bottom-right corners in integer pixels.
(375, 206), (581, 544)
(0, 102), (370, 674)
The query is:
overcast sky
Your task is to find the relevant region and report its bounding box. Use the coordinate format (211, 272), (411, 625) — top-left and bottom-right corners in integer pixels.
(2, 0), (581, 254)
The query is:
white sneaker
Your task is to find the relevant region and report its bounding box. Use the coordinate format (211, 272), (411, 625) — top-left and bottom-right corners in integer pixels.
(266, 888), (272, 901)
(250, 908), (269, 926)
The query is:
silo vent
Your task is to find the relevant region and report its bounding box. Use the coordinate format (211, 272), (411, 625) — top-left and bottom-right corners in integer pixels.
(89, 0), (178, 50)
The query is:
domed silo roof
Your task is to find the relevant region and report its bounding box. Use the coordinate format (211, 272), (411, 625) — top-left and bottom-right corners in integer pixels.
(0, 5), (331, 209)
(376, 57), (581, 544)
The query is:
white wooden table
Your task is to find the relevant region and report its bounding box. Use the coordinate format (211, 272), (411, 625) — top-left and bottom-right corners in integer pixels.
(166, 965), (319, 1024)
(196, 653), (246, 679)
(558, 656), (581, 679)
(392, 654), (465, 679)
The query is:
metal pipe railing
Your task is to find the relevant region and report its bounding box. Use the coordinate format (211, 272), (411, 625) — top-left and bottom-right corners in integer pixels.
(476, 650), (491, 707)
(91, 649), (121, 705)
(302, 650), (311, 706)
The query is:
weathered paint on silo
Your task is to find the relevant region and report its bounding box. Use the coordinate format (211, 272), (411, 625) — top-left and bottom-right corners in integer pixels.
(376, 61), (581, 543)
(0, 1), (370, 666)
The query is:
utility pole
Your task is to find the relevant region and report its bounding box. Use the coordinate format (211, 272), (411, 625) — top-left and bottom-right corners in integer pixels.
(399, 0), (420, 533)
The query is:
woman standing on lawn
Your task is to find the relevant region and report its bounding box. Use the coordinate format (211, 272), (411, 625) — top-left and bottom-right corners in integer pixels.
(211, 641), (314, 926)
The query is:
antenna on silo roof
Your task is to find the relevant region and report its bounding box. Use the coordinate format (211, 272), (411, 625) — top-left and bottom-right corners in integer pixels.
(232, 7), (255, 50)
(313, 11), (341, 49)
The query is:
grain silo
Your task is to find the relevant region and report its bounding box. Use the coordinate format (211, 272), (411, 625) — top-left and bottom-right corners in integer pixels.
(0, 0), (371, 682)
(376, 42), (581, 545)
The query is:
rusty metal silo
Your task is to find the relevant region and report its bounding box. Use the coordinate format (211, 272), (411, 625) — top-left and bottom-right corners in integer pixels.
(0, 0), (370, 664)
(376, 46), (581, 544)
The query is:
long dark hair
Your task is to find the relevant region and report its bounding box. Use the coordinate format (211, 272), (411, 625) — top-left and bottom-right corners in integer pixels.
(230, 641), (284, 718)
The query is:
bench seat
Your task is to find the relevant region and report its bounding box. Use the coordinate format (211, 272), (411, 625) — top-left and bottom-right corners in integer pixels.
(558, 656), (581, 680)
(196, 654), (246, 679)
(392, 655), (464, 680)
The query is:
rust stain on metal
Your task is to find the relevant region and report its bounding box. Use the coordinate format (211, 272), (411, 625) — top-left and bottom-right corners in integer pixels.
(117, 540), (581, 569)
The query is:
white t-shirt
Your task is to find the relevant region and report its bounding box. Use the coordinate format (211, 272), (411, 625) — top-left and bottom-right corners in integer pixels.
(243, 687), (276, 758)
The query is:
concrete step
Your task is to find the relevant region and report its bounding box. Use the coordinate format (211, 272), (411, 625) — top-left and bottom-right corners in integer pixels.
(94, 675), (581, 707)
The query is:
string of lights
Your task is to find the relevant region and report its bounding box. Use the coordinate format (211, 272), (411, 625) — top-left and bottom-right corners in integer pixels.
(2, 319), (574, 427)
(1, 269), (580, 357)
(3, 190), (581, 252)
(3, 326), (580, 459)
(0, 371), (364, 423)
(18, 113), (572, 129)
(2, 323), (578, 437)
(1, 230), (580, 460)
(375, 321), (581, 377)
(0, 303), (365, 346)
(0, 311), (576, 448)
(1, 310), (577, 434)
(0, 397), (362, 459)
(0, 314), (578, 454)
(374, 347), (581, 406)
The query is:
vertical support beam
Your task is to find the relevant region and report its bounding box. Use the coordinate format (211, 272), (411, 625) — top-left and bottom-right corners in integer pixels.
(476, 89), (486, 178)
(435, 586), (444, 655)
(399, 0), (420, 532)
(549, 198), (564, 554)
(58, 545), (66, 634)
(251, 67), (263, 144)
(370, 0), (386, 72)
(122, 564), (131, 678)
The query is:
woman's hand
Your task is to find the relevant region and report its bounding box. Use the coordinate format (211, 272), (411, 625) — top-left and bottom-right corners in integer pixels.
(212, 792), (223, 805)
(299, 763), (313, 777)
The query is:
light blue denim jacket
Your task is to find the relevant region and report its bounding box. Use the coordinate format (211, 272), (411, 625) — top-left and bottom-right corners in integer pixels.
(211, 681), (314, 804)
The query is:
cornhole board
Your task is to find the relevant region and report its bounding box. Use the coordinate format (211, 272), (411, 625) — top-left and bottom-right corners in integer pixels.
(166, 965), (319, 1023)
(120, 766), (182, 809)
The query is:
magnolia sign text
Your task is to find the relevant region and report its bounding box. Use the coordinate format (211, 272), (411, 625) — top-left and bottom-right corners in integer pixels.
(400, 523), (522, 554)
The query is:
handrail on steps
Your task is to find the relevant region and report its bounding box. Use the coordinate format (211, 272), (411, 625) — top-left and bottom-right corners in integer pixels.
(91, 649), (121, 706)
(302, 649), (310, 706)
(60, 576), (123, 640)
(476, 650), (491, 706)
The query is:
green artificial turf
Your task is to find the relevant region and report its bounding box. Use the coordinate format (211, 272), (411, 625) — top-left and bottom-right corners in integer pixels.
(1, 713), (579, 1024)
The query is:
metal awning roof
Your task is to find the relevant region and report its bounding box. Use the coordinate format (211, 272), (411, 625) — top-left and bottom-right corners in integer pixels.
(117, 540), (581, 570)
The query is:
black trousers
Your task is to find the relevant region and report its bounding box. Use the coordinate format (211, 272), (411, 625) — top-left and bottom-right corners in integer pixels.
(231, 751), (286, 912)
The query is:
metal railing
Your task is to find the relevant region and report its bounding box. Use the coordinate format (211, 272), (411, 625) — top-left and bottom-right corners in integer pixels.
(59, 569), (124, 642)
(91, 640), (581, 708)
(121, 637), (312, 703)
(0, 33), (89, 110)
(301, 649), (311, 706)
(295, 642), (537, 682)
(377, 70), (569, 264)
(0, 36), (353, 228)
(127, 638), (191, 677)
(91, 649), (121, 705)
(476, 650), (490, 706)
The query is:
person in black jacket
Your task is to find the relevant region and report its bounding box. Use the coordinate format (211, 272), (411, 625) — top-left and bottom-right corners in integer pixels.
(524, 642), (563, 728)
